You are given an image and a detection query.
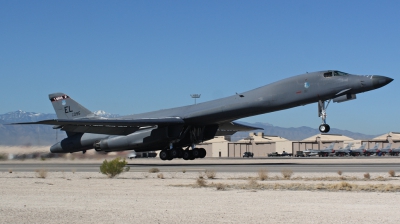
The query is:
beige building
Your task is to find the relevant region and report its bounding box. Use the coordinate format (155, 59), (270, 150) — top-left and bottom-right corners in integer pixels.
(198, 136), (230, 157)
(199, 132), (394, 158)
(292, 133), (356, 154)
(199, 132), (291, 158)
(362, 132), (400, 149)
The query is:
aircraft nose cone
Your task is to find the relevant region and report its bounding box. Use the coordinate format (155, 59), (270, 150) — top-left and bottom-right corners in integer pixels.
(372, 75), (393, 88)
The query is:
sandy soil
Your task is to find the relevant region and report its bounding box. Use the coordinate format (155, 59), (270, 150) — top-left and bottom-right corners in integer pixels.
(1, 171), (400, 224)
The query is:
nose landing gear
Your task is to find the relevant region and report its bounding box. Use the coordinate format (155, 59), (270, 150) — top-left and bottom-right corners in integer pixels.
(318, 100), (331, 133)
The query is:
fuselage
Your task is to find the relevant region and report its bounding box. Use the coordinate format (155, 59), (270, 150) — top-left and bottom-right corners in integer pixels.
(121, 71), (391, 125)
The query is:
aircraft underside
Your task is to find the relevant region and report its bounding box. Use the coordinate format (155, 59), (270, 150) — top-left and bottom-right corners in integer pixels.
(51, 124), (219, 160)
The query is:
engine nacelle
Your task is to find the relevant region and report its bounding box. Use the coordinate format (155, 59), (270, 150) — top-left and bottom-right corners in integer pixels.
(333, 93), (356, 103)
(94, 126), (182, 152)
(50, 133), (110, 153)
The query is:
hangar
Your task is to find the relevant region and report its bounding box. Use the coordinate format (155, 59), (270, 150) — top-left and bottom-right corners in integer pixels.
(291, 133), (357, 154)
(362, 132), (400, 149)
(198, 132), (291, 158)
(198, 132), (397, 158)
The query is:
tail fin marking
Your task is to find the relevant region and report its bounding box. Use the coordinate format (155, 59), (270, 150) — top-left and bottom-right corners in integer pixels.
(49, 93), (93, 119)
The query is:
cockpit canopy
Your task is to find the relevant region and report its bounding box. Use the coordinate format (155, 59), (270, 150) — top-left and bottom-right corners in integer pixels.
(323, 70), (349, 78)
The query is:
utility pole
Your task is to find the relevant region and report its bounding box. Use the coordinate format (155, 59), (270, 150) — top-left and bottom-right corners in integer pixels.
(190, 94), (201, 104)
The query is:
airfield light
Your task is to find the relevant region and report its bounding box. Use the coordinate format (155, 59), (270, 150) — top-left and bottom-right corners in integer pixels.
(190, 94), (201, 104)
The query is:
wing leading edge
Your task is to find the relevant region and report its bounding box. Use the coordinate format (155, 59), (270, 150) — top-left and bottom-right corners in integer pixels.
(12, 117), (185, 135)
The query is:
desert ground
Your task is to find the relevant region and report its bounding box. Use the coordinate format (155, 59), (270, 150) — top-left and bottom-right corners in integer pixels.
(1, 158), (400, 224)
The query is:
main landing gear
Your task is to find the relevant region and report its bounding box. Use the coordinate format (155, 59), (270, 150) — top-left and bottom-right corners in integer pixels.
(318, 100), (331, 133)
(159, 147), (207, 161)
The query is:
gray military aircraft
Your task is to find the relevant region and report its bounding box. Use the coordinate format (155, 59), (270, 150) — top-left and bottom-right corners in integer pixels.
(13, 70), (393, 160)
(334, 143), (354, 157)
(378, 143), (392, 156)
(349, 143), (367, 156)
(364, 143), (380, 156)
(304, 142), (336, 157)
(389, 146), (400, 156)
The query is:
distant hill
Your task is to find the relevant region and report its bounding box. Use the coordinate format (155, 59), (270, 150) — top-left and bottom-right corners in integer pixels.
(0, 111), (378, 146)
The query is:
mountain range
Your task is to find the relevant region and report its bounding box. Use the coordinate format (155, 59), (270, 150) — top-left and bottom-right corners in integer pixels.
(0, 110), (378, 146)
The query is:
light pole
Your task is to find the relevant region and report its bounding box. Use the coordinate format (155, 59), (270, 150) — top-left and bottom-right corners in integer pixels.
(190, 94), (201, 104)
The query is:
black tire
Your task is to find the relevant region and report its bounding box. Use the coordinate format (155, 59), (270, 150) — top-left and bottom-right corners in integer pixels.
(325, 124), (330, 133)
(319, 124), (330, 133)
(159, 150), (169, 160)
(198, 148), (206, 158)
(192, 148), (201, 158)
(170, 148), (182, 158)
(182, 150), (192, 160)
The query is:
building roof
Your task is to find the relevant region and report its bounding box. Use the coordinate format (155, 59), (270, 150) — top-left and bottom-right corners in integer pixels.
(202, 136), (230, 143)
(372, 132), (400, 142)
(301, 133), (354, 142)
(237, 132), (289, 143)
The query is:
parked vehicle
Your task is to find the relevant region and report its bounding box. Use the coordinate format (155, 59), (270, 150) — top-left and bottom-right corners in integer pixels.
(295, 151), (305, 157)
(268, 151), (293, 157)
(243, 152), (254, 158)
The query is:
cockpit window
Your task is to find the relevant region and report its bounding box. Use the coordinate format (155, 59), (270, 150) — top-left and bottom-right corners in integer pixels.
(333, 71), (349, 76)
(323, 72), (332, 77)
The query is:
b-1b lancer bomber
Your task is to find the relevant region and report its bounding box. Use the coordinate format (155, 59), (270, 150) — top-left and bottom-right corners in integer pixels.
(13, 70), (393, 160)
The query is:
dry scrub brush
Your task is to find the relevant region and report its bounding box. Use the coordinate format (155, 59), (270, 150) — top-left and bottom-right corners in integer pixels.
(0, 153), (7, 161)
(198, 172), (205, 179)
(388, 170), (396, 177)
(258, 169), (268, 181)
(196, 177), (207, 187)
(35, 168), (48, 178)
(149, 168), (160, 173)
(232, 182), (400, 192)
(99, 157), (130, 178)
(215, 183), (226, 191)
(205, 170), (216, 179)
(281, 169), (293, 179)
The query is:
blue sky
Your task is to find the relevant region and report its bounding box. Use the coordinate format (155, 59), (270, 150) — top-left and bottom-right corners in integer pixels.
(0, 1), (398, 135)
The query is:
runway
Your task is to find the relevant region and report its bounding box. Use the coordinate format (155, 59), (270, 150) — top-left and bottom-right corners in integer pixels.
(1, 158), (400, 173)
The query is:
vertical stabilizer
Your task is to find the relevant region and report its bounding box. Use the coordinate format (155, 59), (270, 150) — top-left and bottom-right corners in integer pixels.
(344, 143), (353, 150)
(358, 143), (367, 150)
(325, 142), (335, 150)
(49, 93), (93, 119)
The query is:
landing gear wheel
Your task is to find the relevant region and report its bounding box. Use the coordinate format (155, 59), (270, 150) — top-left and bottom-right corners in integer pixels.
(182, 150), (193, 160)
(192, 148), (201, 158)
(319, 124), (330, 133)
(160, 150), (169, 160)
(199, 148), (206, 158)
(170, 148), (182, 158)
